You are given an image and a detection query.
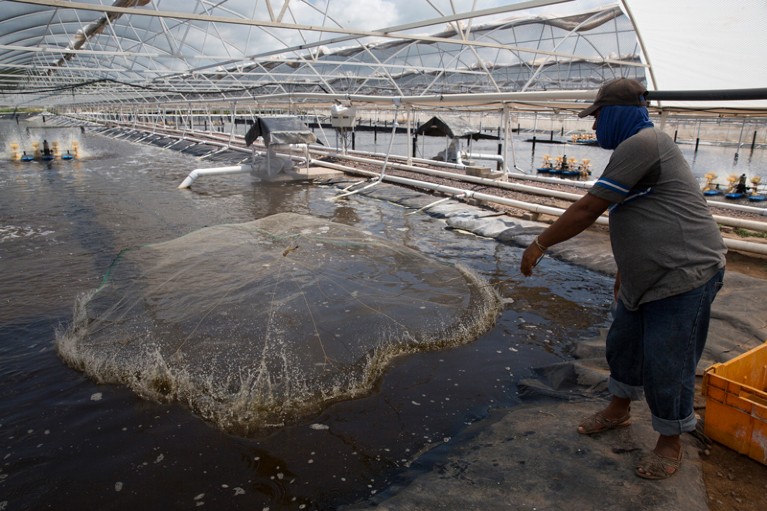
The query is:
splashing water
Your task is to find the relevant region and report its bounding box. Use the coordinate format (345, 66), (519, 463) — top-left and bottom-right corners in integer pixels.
(56, 213), (502, 434)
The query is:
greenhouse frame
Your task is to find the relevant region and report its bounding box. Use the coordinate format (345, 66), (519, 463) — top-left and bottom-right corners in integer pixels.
(1, 0), (765, 117)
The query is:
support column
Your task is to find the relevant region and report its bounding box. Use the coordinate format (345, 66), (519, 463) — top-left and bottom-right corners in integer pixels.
(229, 102), (237, 146)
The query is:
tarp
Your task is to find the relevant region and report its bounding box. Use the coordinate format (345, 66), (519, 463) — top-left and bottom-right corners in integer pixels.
(414, 116), (499, 140)
(244, 116), (317, 147)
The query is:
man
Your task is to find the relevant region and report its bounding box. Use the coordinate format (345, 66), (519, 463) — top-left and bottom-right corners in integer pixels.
(520, 78), (726, 480)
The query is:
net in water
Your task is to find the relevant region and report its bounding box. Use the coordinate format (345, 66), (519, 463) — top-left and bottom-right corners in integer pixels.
(57, 213), (501, 434)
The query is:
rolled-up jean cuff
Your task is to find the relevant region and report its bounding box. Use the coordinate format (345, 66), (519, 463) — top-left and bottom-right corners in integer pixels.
(652, 411), (697, 436)
(608, 376), (643, 401)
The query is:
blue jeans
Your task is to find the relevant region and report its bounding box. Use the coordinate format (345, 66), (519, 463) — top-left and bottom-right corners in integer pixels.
(606, 268), (725, 436)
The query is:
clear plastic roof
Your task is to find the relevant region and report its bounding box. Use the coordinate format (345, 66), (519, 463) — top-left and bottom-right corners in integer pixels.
(1, 0), (765, 114)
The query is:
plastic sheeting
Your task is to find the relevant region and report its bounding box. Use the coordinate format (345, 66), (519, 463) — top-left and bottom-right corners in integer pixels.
(56, 213), (501, 434)
(414, 115), (501, 140)
(244, 116), (317, 147)
(4, 2), (766, 113)
(415, 115), (480, 139)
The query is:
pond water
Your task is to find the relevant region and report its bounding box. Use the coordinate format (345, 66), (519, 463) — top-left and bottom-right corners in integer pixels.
(0, 117), (754, 510)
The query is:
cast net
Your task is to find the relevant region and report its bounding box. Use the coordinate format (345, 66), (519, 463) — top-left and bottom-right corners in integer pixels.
(56, 213), (501, 434)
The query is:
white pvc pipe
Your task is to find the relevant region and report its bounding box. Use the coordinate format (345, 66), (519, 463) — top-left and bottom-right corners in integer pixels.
(312, 158), (767, 257)
(331, 113), (400, 201)
(711, 215), (767, 232)
(311, 141), (766, 215)
(178, 164), (253, 189)
(723, 238), (767, 256)
(311, 143), (595, 189)
(309, 150), (767, 233)
(463, 152), (505, 169)
(707, 199), (767, 217)
(314, 158), (609, 225)
(312, 149), (571, 197)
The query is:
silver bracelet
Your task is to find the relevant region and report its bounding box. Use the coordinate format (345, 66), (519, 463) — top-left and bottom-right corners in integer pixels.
(533, 236), (548, 252)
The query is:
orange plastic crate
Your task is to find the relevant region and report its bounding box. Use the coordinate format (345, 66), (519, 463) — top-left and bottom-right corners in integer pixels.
(702, 341), (767, 465)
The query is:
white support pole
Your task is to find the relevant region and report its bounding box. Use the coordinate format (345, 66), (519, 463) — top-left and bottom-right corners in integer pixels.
(407, 107), (412, 166)
(502, 104), (510, 174)
(229, 101), (237, 146)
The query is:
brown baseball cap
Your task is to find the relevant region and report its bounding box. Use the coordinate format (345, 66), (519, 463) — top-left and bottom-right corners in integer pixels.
(578, 78), (649, 117)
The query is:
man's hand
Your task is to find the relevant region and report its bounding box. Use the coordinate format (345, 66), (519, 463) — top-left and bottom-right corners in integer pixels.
(519, 193), (611, 277)
(520, 242), (545, 276)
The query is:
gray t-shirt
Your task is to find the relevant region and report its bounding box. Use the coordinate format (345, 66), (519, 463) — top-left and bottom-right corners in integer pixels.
(588, 128), (726, 310)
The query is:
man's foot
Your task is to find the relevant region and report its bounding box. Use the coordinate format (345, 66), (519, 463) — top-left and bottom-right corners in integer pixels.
(577, 408), (631, 435)
(635, 449), (682, 480)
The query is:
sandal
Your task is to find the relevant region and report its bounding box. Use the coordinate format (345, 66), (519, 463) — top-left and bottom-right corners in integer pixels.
(635, 450), (682, 480)
(577, 409), (631, 435)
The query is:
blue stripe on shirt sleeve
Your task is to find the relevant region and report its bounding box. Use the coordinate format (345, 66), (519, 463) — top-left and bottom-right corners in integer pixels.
(594, 177), (630, 196)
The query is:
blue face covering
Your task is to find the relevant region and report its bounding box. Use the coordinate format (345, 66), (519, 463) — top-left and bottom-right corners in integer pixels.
(595, 105), (654, 149)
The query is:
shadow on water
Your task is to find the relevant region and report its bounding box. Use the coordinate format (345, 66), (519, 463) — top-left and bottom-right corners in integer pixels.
(2, 121), (615, 509)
